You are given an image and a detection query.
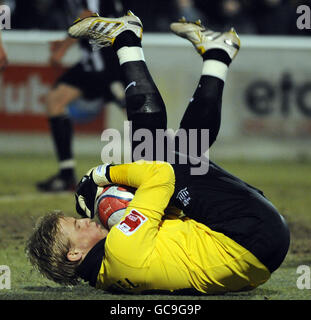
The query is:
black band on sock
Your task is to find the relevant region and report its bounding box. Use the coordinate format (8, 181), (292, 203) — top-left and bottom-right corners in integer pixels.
(113, 31), (142, 52)
(202, 49), (232, 66)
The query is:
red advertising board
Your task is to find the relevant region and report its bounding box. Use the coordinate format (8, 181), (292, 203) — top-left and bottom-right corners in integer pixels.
(0, 65), (106, 133)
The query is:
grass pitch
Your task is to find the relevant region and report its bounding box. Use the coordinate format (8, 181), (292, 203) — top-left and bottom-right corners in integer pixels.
(0, 153), (310, 301)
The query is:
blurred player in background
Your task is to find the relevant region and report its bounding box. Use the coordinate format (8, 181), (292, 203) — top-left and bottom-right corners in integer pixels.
(26, 12), (290, 294)
(0, 30), (8, 71)
(36, 0), (125, 192)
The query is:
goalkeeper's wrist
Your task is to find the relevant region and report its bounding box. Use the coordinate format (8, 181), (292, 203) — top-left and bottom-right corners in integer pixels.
(92, 164), (113, 186)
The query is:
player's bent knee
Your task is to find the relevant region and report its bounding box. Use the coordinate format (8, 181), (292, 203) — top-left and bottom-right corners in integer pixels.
(46, 96), (67, 116)
(127, 93), (166, 117)
(45, 85), (81, 116)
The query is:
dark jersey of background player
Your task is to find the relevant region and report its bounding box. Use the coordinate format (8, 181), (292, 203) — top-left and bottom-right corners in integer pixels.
(59, 0), (124, 98)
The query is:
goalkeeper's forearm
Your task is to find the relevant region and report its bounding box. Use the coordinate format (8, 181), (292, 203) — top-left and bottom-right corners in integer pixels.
(92, 160), (176, 215)
(92, 160), (174, 189)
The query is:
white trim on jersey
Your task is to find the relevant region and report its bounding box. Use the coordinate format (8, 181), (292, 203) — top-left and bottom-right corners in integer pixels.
(91, 50), (105, 72)
(86, 0), (99, 12)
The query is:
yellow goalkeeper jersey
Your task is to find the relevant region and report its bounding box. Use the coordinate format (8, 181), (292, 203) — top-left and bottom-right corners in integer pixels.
(81, 160), (270, 294)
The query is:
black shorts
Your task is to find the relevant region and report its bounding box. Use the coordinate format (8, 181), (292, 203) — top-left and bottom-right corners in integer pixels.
(56, 62), (117, 101)
(171, 160), (290, 273)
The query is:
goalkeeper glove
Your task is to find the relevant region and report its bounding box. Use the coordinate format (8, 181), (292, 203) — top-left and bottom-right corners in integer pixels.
(75, 164), (113, 218)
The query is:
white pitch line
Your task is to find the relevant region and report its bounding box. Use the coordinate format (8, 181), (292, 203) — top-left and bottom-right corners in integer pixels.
(0, 192), (73, 203)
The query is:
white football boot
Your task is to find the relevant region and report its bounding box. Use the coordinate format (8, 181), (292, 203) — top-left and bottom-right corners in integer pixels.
(68, 11), (143, 49)
(170, 17), (240, 60)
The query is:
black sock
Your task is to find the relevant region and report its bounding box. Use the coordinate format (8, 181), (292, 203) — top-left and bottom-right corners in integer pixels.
(49, 115), (75, 178)
(113, 31), (142, 51)
(112, 31), (167, 162)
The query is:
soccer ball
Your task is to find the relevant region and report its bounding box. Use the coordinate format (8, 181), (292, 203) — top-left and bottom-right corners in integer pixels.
(95, 184), (135, 229)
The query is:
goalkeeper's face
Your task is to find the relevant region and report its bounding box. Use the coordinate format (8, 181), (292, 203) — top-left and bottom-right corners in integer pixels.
(59, 217), (108, 263)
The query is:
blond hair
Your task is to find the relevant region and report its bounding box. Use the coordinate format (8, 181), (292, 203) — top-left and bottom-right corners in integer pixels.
(26, 211), (81, 286)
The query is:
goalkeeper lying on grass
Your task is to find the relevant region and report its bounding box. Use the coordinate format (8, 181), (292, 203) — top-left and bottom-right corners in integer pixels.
(26, 11), (290, 294)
